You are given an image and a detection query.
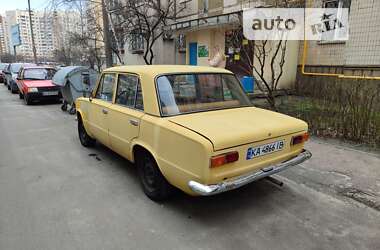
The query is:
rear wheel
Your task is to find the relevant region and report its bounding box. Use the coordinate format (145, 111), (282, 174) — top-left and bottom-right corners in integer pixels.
(78, 117), (96, 147)
(11, 87), (18, 94)
(136, 151), (173, 201)
(61, 103), (68, 111)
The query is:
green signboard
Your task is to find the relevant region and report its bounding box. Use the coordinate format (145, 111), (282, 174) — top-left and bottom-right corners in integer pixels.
(198, 45), (209, 58)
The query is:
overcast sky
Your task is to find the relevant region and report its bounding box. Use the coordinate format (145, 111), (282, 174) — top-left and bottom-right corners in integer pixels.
(0, 0), (50, 14)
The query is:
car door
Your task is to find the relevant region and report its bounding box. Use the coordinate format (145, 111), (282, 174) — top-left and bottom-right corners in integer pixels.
(4, 64), (11, 84)
(16, 68), (24, 93)
(108, 73), (145, 160)
(88, 73), (116, 147)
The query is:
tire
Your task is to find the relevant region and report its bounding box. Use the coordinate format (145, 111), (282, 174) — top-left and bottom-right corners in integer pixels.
(61, 103), (68, 111)
(78, 118), (96, 147)
(19, 92), (24, 99)
(69, 107), (76, 115)
(24, 94), (33, 105)
(137, 152), (173, 201)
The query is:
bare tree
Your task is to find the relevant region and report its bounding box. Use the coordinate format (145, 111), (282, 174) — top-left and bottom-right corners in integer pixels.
(109, 0), (179, 65)
(226, 0), (304, 110)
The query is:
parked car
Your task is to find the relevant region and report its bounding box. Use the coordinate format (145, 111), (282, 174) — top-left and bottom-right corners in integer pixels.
(6, 63), (36, 93)
(76, 65), (312, 201)
(3, 63), (11, 86)
(16, 66), (61, 105)
(0, 63), (8, 83)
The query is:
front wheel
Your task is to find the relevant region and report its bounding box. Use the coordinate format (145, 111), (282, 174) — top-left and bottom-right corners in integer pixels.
(78, 118), (96, 147)
(137, 153), (173, 201)
(24, 94), (33, 105)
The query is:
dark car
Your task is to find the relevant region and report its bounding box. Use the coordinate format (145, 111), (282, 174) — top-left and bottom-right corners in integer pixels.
(6, 63), (36, 93)
(0, 63), (8, 83)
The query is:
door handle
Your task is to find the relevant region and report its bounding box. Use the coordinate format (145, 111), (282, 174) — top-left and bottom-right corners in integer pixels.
(102, 109), (108, 114)
(129, 119), (139, 126)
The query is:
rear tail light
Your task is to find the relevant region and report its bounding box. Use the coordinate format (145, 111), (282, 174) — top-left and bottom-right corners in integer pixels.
(210, 151), (239, 168)
(291, 132), (309, 146)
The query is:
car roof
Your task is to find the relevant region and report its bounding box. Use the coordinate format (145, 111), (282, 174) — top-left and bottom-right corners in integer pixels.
(103, 65), (232, 76)
(22, 65), (56, 70)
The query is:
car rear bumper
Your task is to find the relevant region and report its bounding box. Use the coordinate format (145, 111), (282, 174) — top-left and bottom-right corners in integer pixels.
(188, 149), (312, 196)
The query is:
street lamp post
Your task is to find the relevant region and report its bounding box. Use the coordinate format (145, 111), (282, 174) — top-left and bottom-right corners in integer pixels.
(27, 0), (38, 64)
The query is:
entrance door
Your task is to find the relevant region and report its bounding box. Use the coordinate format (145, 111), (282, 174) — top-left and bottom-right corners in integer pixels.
(189, 42), (198, 65)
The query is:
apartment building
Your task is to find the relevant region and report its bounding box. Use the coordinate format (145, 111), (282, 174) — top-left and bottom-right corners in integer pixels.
(5, 9), (83, 62)
(0, 15), (10, 55)
(167, 0), (301, 88)
(301, 0), (380, 77)
(86, 0), (106, 64)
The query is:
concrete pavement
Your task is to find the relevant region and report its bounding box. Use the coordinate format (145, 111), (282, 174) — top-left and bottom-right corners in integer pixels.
(0, 85), (379, 250)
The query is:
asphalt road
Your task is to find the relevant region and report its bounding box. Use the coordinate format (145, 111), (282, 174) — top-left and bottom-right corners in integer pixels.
(0, 85), (379, 250)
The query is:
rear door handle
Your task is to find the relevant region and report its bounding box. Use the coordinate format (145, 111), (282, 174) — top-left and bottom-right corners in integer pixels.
(102, 109), (108, 114)
(129, 120), (139, 126)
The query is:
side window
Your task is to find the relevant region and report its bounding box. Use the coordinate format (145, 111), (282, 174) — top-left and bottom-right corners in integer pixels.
(18, 69), (23, 79)
(95, 73), (115, 102)
(115, 74), (138, 107)
(135, 82), (144, 111)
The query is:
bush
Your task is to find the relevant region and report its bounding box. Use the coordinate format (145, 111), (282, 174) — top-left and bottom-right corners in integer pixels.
(280, 77), (380, 148)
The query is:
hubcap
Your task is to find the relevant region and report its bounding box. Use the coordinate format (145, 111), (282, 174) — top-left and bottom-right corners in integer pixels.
(143, 160), (156, 190)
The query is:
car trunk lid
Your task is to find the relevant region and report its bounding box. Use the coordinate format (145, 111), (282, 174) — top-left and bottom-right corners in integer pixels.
(168, 107), (307, 151)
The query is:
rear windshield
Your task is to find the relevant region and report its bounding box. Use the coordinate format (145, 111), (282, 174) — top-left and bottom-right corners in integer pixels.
(156, 73), (251, 116)
(24, 68), (56, 80)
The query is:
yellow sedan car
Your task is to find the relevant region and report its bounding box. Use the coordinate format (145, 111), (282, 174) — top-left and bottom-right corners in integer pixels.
(76, 65), (311, 200)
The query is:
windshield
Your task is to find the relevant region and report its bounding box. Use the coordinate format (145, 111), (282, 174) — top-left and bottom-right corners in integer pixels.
(23, 68), (56, 80)
(0, 63), (7, 70)
(10, 64), (23, 73)
(156, 73), (251, 116)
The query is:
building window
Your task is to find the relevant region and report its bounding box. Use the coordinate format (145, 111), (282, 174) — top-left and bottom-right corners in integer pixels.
(177, 34), (186, 53)
(129, 32), (144, 54)
(202, 0), (209, 14)
(323, 0), (339, 8)
(323, 0), (351, 9)
(319, 0), (350, 43)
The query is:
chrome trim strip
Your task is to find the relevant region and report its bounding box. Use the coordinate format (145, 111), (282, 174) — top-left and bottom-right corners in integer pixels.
(188, 149), (312, 196)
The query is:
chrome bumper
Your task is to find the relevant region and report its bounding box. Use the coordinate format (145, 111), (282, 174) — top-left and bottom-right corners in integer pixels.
(188, 149), (312, 196)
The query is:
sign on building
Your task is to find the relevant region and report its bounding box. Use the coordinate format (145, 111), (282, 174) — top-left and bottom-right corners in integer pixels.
(11, 24), (21, 46)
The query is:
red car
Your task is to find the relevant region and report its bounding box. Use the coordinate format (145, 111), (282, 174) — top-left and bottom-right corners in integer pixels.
(17, 66), (61, 105)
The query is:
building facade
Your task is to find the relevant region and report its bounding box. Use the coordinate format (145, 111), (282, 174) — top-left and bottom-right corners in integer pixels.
(166, 0), (300, 89)
(301, 0), (380, 77)
(0, 15), (10, 55)
(5, 9), (83, 62)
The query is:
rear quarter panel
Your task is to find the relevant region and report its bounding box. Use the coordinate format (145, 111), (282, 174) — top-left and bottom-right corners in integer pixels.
(134, 115), (214, 195)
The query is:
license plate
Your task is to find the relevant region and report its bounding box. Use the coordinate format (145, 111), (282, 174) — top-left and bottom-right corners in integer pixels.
(42, 91), (58, 96)
(246, 140), (285, 160)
